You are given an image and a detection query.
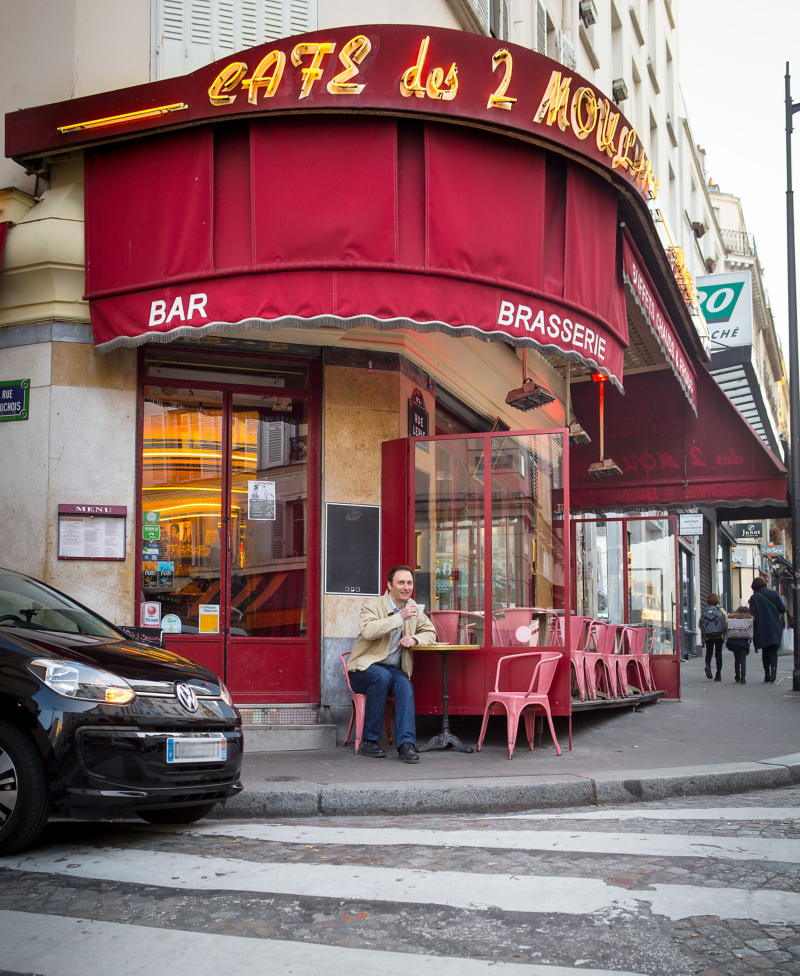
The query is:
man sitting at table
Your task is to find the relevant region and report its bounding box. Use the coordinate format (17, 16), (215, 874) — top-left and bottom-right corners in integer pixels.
(347, 565), (437, 763)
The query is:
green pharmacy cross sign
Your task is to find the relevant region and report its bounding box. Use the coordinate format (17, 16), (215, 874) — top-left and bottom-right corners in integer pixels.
(0, 379), (30, 422)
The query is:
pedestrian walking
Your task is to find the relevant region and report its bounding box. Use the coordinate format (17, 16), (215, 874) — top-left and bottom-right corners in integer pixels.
(699, 593), (727, 681)
(725, 605), (754, 684)
(748, 577), (787, 683)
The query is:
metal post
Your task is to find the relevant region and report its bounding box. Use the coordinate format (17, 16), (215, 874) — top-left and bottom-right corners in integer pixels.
(785, 64), (800, 690)
(598, 378), (605, 461)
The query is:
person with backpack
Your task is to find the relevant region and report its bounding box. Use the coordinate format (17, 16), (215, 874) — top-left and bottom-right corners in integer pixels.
(725, 605), (754, 684)
(748, 577), (787, 683)
(699, 593), (727, 681)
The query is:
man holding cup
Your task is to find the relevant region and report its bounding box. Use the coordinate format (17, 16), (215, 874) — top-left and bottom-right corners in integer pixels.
(347, 565), (436, 763)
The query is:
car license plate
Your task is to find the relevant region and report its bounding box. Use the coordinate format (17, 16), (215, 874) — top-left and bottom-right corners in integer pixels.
(166, 735), (226, 763)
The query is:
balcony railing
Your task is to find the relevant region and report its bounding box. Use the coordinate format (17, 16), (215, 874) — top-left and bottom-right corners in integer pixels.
(721, 228), (757, 257)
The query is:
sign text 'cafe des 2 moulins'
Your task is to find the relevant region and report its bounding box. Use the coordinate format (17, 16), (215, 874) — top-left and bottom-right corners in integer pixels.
(6, 25), (786, 722)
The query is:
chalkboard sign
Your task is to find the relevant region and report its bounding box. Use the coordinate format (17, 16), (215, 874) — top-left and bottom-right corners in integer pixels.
(325, 503), (381, 595)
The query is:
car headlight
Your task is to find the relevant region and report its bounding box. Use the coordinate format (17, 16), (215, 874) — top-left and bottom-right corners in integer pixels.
(27, 658), (136, 705)
(218, 681), (234, 707)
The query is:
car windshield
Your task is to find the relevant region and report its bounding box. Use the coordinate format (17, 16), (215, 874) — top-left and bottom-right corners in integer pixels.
(0, 572), (122, 639)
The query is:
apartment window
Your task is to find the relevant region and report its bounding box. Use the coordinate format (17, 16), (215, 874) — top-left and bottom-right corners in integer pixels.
(153, 0), (318, 80)
(490, 0), (509, 40)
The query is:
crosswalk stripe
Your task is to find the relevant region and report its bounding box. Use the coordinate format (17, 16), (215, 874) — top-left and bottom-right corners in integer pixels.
(190, 821), (800, 863)
(480, 807), (800, 822)
(0, 909), (647, 976)
(7, 845), (799, 924)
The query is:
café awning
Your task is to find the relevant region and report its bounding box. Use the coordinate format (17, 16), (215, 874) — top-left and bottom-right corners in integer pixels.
(83, 117), (630, 388)
(0, 222), (8, 270)
(568, 362), (787, 510)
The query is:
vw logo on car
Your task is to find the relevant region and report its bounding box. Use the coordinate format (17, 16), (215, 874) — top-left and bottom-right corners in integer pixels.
(175, 682), (198, 713)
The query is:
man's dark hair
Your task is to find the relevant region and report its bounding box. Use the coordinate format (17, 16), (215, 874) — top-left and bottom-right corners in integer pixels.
(387, 565), (413, 584)
(751, 576), (768, 591)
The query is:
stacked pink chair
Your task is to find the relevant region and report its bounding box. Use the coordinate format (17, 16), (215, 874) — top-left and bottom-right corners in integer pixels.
(620, 626), (656, 692)
(477, 650), (563, 758)
(585, 621), (619, 699)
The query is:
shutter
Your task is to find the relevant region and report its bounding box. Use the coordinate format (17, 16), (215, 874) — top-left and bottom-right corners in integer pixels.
(558, 31), (577, 69)
(288, 0), (314, 36)
(214, 0), (236, 57)
(535, 0), (547, 55)
(158, 0), (187, 79)
(467, 0), (491, 34)
(187, 0), (214, 72)
(240, 0), (260, 46)
(262, 0), (284, 41)
(698, 521), (713, 610)
(272, 502), (285, 558)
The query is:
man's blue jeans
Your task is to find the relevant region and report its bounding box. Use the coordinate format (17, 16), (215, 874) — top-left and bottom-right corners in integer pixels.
(349, 663), (417, 748)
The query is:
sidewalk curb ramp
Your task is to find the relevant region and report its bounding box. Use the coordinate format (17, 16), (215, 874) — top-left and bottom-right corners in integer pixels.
(217, 753), (800, 819)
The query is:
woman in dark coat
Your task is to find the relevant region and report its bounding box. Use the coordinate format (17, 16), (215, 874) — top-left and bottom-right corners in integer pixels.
(748, 577), (786, 683)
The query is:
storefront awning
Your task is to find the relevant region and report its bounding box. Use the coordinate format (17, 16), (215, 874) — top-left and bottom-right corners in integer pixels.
(622, 231), (697, 414)
(568, 362), (787, 509)
(0, 222), (8, 269)
(83, 117), (630, 388)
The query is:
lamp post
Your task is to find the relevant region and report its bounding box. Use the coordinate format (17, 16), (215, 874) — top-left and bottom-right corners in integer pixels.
(785, 64), (800, 690)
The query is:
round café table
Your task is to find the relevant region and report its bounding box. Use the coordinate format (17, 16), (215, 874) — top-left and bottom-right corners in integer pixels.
(417, 644), (479, 753)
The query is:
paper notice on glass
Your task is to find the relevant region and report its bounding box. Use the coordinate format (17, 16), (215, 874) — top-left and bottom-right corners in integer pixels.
(248, 480), (276, 520)
(198, 604), (220, 634)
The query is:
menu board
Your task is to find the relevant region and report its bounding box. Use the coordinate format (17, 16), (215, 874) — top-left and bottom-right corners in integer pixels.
(58, 514), (126, 560)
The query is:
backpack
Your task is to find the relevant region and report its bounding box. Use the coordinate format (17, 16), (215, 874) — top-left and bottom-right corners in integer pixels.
(726, 613), (753, 639)
(700, 605), (726, 637)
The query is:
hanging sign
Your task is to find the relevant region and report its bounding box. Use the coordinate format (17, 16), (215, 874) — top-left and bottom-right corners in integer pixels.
(408, 389), (429, 439)
(0, 379), (30, 422)
(678, 514), (704, 536)
(733, 521), (763, 541)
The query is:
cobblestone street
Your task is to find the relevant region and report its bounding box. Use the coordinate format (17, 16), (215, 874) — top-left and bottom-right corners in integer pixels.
(3, 785), (800, 975)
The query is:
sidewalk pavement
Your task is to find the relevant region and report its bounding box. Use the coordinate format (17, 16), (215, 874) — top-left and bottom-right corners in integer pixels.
(222, 653), (800, 819)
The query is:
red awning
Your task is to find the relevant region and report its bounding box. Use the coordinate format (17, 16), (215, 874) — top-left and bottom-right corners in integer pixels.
(569, 364), (787, 509)
(622, 231), (697, 414)
(84, 117), (630, 388)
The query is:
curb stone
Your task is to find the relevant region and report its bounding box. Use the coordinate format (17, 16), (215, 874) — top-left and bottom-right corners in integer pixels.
(215, 753), (800, 819)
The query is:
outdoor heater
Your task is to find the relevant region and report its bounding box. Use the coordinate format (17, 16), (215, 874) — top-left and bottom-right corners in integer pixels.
(587, 372), (623, 479)
(504, 349), (557, 410)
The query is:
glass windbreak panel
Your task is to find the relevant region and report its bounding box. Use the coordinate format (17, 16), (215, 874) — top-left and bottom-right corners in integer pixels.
(574, 521), (625, 623)
(490, 433), (565, 646)
(229, 394), (308, 638)
(414, 438), (485, 644)
(628, 518), (677, 654)
(141, 388), (223, 633)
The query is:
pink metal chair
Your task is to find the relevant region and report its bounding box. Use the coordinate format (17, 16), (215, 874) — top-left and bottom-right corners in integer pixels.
(563, 616), (596, 701)
(620, 626), (656, 692)
(492, 608), (542, 646)
(430, 609), (493, 645)
(477, 650), (563, 759)
(586, 621), (619, 699)
(339, 652), (394, 753)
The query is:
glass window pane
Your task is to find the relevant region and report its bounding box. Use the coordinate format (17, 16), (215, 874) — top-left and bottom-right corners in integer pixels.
(489, 432), (565, 646)
(229, 394), (308, 638)
(575, 520), (625, 623)
(628, 518), (677, 654)
(140, 387), (223, 633)
(415, 438), (485, 644)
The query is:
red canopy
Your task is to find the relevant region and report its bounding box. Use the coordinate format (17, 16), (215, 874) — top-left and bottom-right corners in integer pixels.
(569, 365), (787, 509)
(0, 222), (8, 269)
(84, 116), (630, 387)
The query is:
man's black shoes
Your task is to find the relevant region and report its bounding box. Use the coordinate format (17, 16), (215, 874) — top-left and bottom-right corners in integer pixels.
(359, 740), (386, 758)
(398, 742), (420, 764)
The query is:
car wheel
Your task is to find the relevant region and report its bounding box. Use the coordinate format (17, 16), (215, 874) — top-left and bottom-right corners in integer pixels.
(0, 721), (51, 856)
(136, 802), (217, 825)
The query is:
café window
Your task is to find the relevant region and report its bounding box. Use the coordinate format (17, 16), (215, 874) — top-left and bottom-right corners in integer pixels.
(412, 429), (568, 647)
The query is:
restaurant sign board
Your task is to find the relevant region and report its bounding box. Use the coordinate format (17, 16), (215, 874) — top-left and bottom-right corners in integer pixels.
(733, 521), (763, 541)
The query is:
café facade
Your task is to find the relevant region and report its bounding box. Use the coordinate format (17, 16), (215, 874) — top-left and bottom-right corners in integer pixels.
(3, 25), (787, 738)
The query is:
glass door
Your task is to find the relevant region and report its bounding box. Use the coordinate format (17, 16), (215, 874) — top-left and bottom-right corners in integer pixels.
(138, 352), (319, 703)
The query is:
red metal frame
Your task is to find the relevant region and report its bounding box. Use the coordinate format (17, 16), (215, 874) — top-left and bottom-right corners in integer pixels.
(570, 514), (681, 699)
(392, 428), (573, 734)
(135, 345), (321, 703)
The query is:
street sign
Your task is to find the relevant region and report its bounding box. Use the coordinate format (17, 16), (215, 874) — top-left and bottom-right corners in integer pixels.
(0, 379), (30, 422)
(679, 513), (704, 536)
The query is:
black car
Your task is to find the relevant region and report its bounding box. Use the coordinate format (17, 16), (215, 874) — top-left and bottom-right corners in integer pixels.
(0, 568), (243, 855)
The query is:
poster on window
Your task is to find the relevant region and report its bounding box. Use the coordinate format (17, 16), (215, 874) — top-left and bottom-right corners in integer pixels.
(248, 480), (276, 520)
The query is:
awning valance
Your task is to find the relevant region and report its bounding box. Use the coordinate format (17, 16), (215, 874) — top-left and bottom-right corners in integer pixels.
(568, 364), (787, 510)
(85, 116), (629, 386)
(622, 231), (697, 414)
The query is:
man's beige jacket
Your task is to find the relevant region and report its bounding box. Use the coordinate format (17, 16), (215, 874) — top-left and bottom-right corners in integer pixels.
(347, 592), (437, 677)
